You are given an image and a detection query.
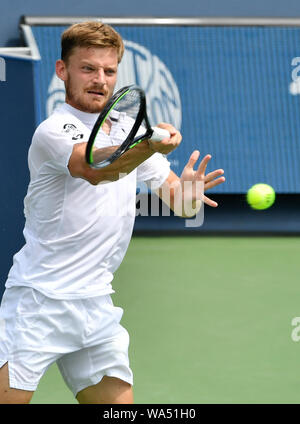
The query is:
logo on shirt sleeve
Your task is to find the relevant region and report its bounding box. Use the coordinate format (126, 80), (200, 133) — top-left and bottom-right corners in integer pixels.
(62, 123), (84, 140)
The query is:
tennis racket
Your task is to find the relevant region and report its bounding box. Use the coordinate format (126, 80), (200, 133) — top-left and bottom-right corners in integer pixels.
(85, 85), (170, 168)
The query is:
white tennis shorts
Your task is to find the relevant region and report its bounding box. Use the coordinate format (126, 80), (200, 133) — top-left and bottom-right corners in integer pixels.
(0, 286), (133, 396)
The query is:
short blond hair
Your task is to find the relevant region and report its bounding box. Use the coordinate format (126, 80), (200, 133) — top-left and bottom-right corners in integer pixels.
(61, 21), (124, 63)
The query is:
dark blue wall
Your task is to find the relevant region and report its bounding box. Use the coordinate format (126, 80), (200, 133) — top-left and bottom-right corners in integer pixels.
(31, 24), (300, 194)
(2, 0), (300, 46)
(0, 56), (36, 298)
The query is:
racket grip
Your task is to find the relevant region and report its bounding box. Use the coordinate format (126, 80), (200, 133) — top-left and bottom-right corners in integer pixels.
(150, 126), (170, 142)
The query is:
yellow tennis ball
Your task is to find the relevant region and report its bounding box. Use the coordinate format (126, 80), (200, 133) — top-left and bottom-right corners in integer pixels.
(247, 183), (276, 210)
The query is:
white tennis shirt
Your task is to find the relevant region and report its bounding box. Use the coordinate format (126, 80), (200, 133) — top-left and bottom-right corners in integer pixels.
(6, 103), (170, 299)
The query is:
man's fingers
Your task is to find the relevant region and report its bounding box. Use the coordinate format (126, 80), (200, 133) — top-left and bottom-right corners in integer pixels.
(195, 154), (212, 178)
(205, 175), (226, 191)
(185, 150), (201, 170)
(157, 122), (177, 136)
(205, 169), (224, 183)
(148, 122), (182, 154)
(204, 195), (218, 207)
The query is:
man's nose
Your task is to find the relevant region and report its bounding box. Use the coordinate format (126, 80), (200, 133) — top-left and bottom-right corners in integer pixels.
(93, 68), (106, 84)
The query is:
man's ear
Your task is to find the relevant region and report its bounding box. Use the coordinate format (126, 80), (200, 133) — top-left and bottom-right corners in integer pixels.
(56, 59), (67, 82)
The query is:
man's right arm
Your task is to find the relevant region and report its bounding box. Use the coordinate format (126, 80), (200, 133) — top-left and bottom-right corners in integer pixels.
(68, 140), (154, 185)
(68, 123), (182, 185)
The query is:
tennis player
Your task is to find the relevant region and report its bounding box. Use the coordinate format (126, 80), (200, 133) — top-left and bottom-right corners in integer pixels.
(0, 21), (225, 404)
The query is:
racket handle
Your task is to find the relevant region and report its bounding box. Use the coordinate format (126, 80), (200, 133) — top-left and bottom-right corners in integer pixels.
(150, 126), (170, 142)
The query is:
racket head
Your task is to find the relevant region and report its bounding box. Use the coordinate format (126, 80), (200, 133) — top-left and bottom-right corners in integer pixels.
(85, 85), (153, 169)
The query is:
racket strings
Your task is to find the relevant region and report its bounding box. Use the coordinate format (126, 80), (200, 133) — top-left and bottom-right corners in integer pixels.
(113, 90), (142, 120)
(105, 90), (143, 140)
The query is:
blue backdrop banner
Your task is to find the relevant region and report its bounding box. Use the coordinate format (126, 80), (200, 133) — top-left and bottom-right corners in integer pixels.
(30, 24), (300, 193)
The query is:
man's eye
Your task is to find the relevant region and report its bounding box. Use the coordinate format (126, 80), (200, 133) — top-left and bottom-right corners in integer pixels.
(82, 66), (94, 72)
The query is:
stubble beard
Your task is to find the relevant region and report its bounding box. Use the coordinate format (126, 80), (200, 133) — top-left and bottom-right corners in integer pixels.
(65, 77), (112, 114)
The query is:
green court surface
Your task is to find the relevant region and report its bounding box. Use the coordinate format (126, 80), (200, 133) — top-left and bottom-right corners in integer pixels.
(31, 236), (300, 404)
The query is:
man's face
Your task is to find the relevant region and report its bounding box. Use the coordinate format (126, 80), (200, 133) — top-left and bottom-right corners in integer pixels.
(57, 46), (119, 113)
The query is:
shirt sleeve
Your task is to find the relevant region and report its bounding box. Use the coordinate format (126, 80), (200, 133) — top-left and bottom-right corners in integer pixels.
(30, 117), (86, 175)
(136, 153), (171, 189)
